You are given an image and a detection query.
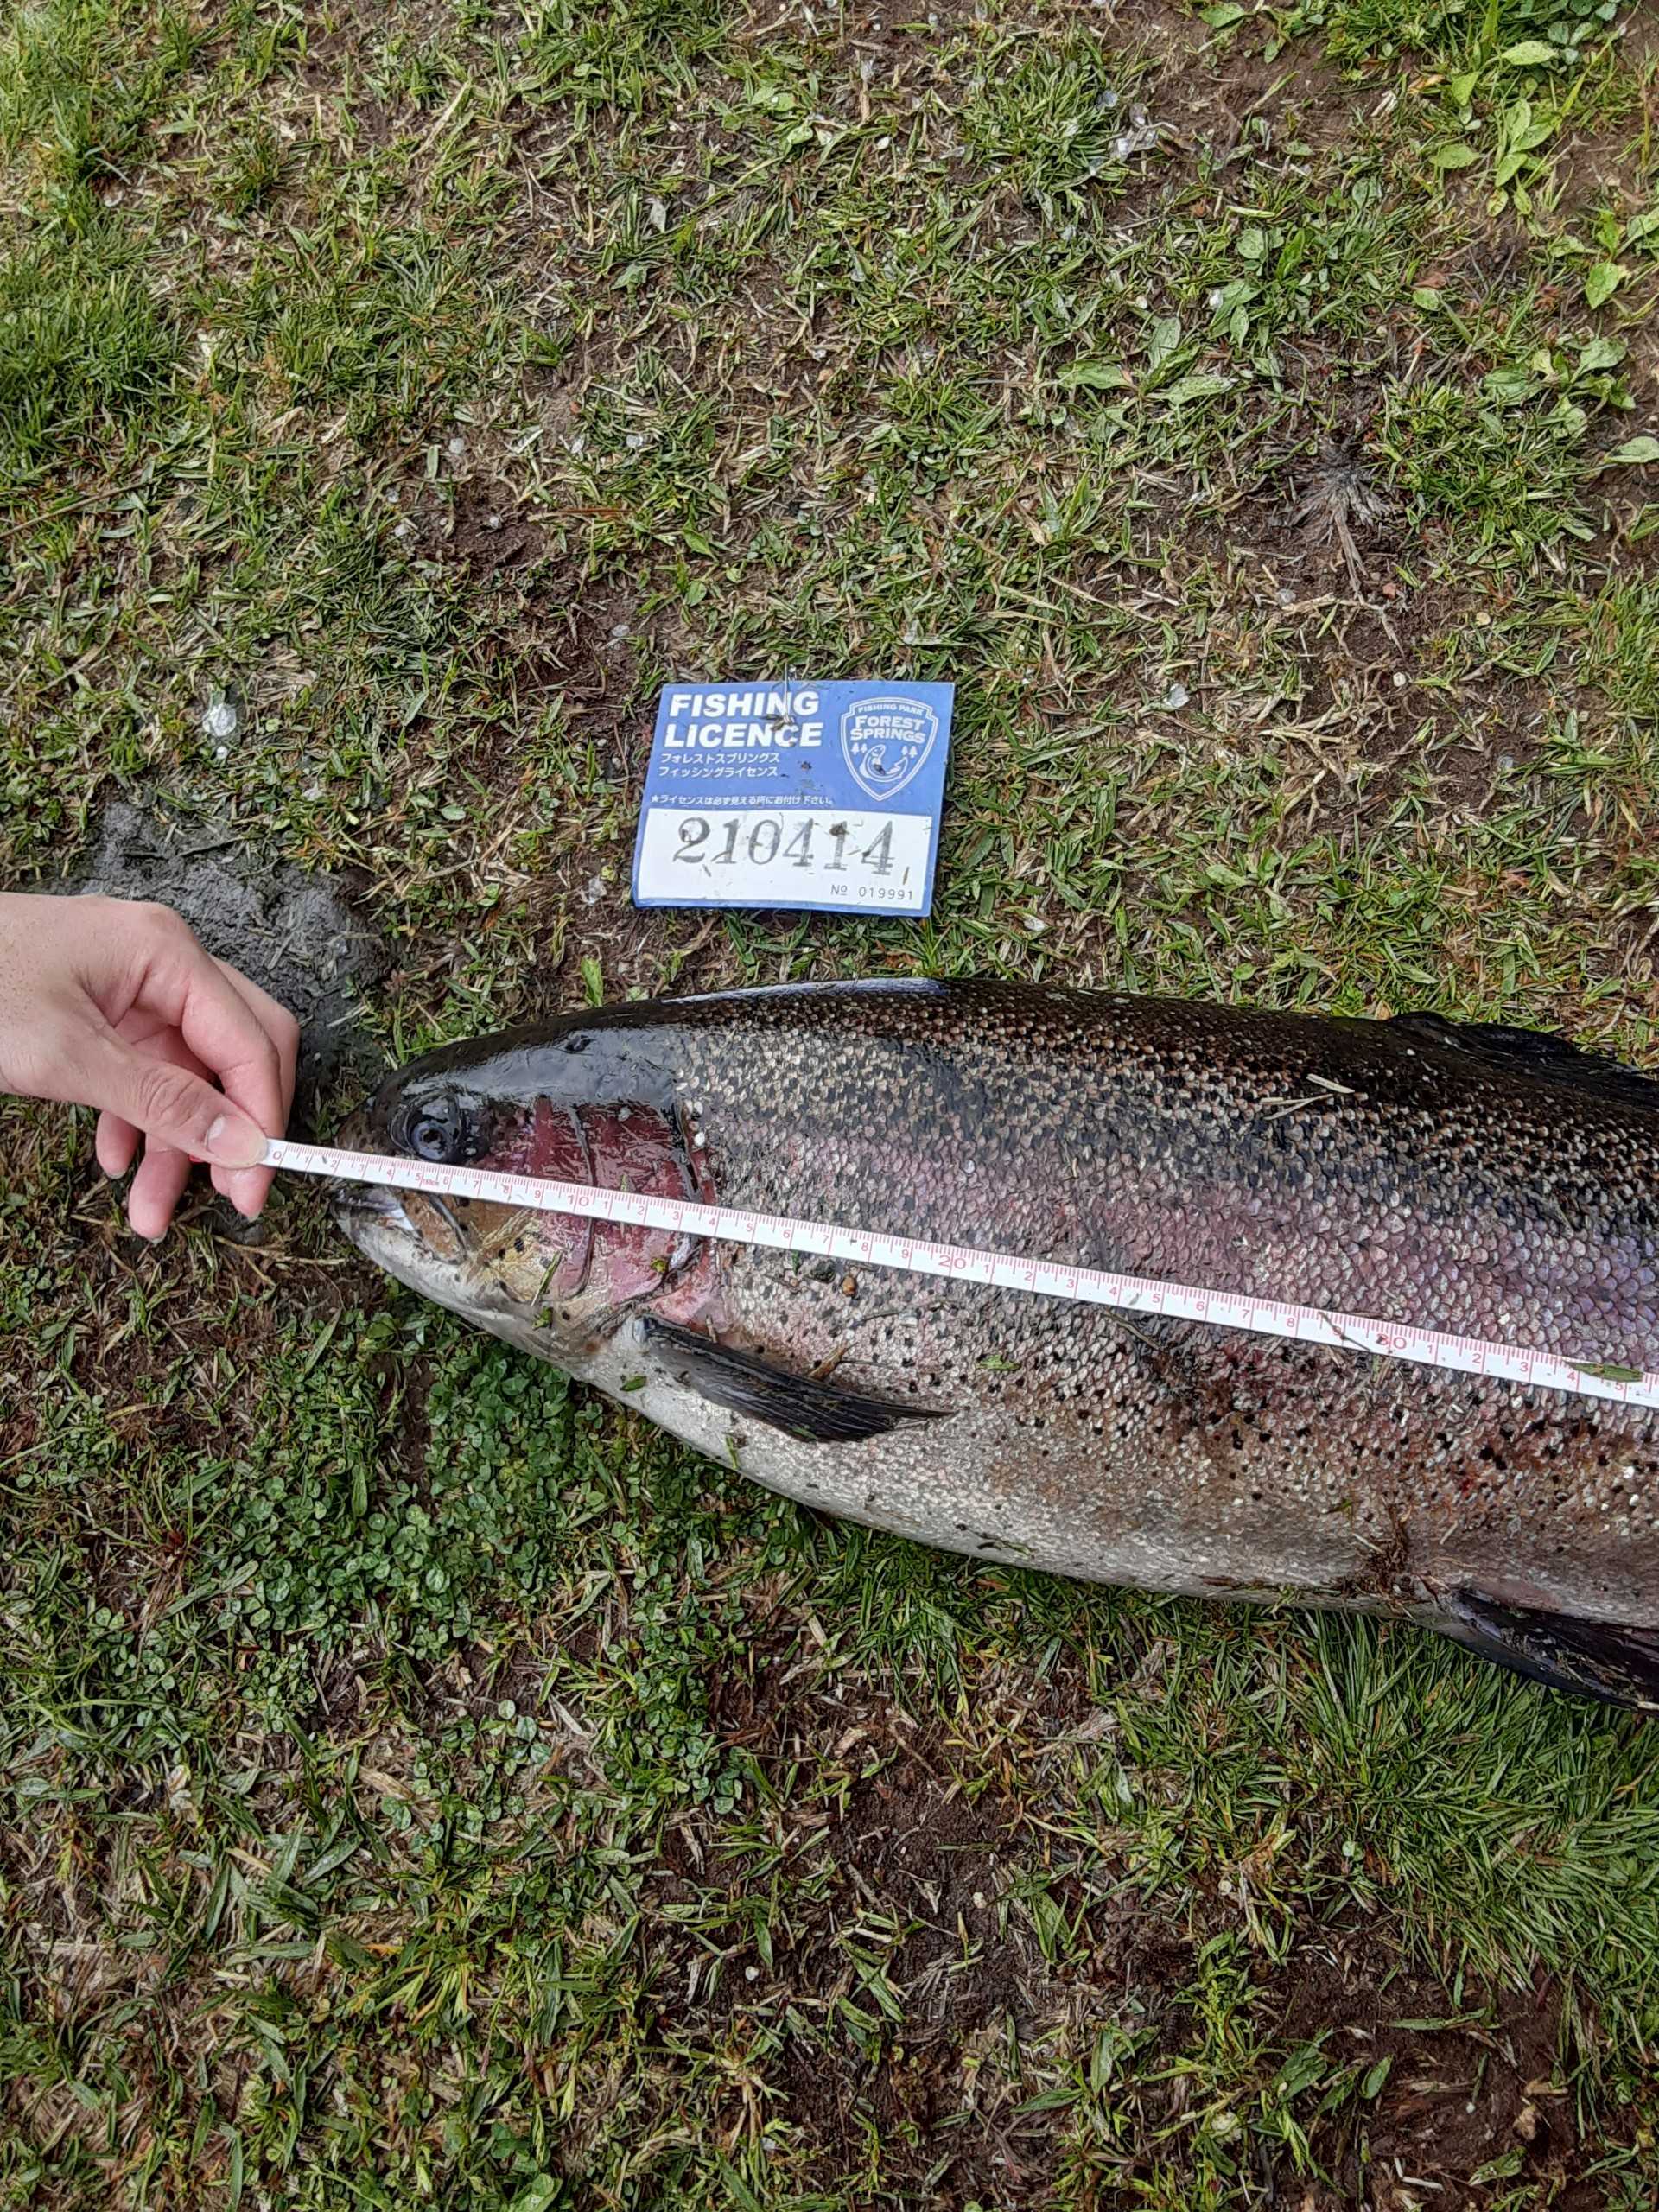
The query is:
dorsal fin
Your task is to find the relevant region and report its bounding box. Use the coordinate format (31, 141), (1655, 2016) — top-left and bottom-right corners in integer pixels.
(1390, 1012), (1659, 1109)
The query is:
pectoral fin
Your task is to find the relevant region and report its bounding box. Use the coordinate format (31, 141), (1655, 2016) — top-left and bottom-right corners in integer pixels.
(1439, 1588), (1659, 1711)
(642, 1319), (946, 1444)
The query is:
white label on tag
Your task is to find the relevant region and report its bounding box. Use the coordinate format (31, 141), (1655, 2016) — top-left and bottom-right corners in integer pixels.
(634, 804), (935, 910)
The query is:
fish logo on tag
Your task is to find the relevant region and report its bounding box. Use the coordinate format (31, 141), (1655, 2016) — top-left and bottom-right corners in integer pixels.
(838, 694), (941, 803)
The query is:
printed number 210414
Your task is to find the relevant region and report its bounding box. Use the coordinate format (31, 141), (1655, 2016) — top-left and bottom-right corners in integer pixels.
(635, 805), (935, 908)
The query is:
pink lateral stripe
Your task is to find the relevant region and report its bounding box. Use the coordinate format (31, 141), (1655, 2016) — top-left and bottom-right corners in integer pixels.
(264, 1136), (1659, 1414)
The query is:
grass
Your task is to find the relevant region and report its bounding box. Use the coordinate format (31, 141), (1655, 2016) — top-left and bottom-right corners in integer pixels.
(3, 0), (1659, 2203)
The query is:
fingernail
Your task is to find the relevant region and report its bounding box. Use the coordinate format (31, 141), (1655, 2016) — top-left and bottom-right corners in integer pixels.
(230, 1168), (266, 1217)
(206, 1113), (266, 1169)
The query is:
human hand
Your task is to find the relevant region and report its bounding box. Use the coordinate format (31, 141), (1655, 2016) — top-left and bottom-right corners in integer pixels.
(0, 893), (300, 1237)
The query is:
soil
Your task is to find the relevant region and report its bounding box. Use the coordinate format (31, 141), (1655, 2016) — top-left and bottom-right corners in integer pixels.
(1277, 1945), (1599, 2212)
(407, 472), (548, 577)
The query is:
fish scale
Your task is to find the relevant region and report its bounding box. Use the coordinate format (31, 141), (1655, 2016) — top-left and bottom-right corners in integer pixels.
(316, 980), (1659, 1708)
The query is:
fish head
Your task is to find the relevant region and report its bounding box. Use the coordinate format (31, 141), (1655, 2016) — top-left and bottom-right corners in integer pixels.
(331, 1019), (714, 1357)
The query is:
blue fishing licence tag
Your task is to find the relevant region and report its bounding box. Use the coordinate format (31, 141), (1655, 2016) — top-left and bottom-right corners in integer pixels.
(632, 680), (955, 917)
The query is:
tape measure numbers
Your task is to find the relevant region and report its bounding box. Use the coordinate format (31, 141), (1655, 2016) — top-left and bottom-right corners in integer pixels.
(264, 1136), (1659, 1414)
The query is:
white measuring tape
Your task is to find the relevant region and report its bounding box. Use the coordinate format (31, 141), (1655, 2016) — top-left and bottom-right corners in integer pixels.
(264, 1136), (1659, 1414)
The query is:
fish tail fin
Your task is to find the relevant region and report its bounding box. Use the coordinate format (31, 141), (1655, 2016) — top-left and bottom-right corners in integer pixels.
(1439, 1588), (1659, 1711)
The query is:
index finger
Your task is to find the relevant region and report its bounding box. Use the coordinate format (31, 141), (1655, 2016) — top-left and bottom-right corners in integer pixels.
(212, 959), (300, 1121)
(208, 962), (302, 1215)
(137, 931), (289, 1145)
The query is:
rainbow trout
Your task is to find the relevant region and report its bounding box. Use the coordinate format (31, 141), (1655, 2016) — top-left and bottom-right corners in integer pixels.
(333, 982), (1659, 1708)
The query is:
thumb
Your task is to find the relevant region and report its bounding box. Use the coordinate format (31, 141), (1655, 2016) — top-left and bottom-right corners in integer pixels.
(91, 1030), (269, 1166)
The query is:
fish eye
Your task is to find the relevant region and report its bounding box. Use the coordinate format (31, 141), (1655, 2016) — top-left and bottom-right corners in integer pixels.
(411, 1116), (451, 1160)
(400, 1098), (472, 1165)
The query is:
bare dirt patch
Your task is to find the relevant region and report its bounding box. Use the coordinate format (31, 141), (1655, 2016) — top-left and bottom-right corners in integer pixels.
(1278, 1942), (1599, 2211)
(65, 798), (386, 1095)
(648, 1662), (1633, 2209)
(410, 473), (549, 575)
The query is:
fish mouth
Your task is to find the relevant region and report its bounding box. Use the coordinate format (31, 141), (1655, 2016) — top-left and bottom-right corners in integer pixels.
(329, 1178), (435, 1281)
(327, 1107), (397, 1229)
(327, 1123), (477, 1275)
(331, 1178), (410, 1230)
